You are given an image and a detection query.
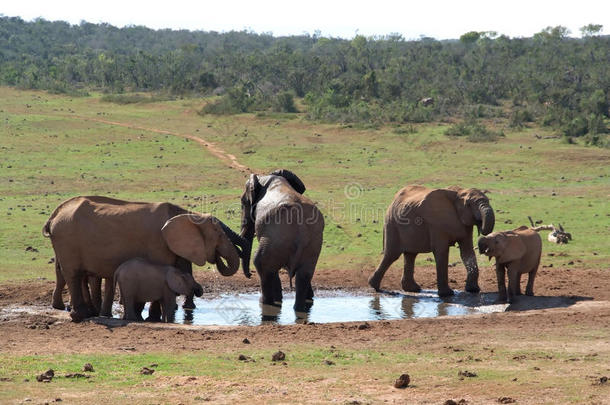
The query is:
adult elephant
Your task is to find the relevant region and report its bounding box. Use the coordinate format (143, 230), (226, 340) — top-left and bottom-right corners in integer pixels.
(43, 196), (248, 322)
(368, 185), (494, 296)
(240, 169), (324, 312)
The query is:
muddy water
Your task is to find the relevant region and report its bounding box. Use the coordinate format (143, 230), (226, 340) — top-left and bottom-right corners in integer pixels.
(167, 289), (509, 326)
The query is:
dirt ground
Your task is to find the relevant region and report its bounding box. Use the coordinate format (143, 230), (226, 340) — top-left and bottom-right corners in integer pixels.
(1, 264), (609, 354)
(1, 265), (609, 404)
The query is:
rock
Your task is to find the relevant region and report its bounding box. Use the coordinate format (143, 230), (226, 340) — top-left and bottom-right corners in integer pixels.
(271, 351), (286, 362)
(458, 370), (477, 378)
(242, 338), (250, 344)
(323, 359), (335, 366)
(36, 369), (54, 383)
(393, 373), (410, 388)
(497, 397), (516, 404)
(64, 373), (89, 379)
(238, 354), (249, 361)
(357, 322), (370, 330)
(82, 363), (94, 372)
(140, 367), (154, 375)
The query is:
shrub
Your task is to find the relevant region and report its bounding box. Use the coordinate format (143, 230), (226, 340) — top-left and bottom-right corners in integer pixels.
(445, 119), (504, 142)
(272, 91), (297, 113)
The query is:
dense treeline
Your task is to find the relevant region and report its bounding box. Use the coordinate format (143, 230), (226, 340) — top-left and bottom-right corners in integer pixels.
(1, 17), (608, 145)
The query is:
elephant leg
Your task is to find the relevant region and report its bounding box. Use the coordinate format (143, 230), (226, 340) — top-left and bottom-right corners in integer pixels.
(525, 268), (537, 296)
(52, 260), (66, 310)
(507, 267), (520, 303)
(294, 267), (314, 312)
(123, 296), (139, 321)
(515, 273), (523, 296)
(66, 271), (88, 322)
(146, 301), (162, 322)
(306, 283), (314, 303)
(80, 276), (98, 317)
(100, 277), (114, 317)
(89, 276), (102, 315)
(495, 263), (507, 303)
(253, 244), (283, 306)
(132, 302), (145, 321)
(162, 292), (176, 323)
(272, 272), (283, 305)
(401, 252), (421, 292)
(368, 246), (402, 291)
(458, 240), (480, 293)
(176, 258), (197, 309)
(433, 246), (453, 297)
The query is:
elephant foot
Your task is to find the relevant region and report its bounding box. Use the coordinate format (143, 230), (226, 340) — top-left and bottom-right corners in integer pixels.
(437, 287), (454, 297)
(183, 299), (196, 310)
(465, 284), (481, 294)
(525, 290), (534, 296)
(52, 301), (66, 311)
(401, 280), (421, 293)
(368, 275), (382, 291)
(69, 308), (88, 323)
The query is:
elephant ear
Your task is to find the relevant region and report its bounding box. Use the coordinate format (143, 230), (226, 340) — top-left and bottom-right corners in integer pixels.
(443, 187), (474, 227)
(166, 267), (190, 295)
(270, 169), (306, 194)
(161, 214), (215, 266)
(497, 232), (527, 264)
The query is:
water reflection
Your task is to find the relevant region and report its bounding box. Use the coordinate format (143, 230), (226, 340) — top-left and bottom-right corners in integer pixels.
(165, 289), (509, 326)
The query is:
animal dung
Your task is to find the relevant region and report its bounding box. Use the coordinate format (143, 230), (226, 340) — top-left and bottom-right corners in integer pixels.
(140, 367), (155, 375)
(36, 369), (54, 383)
(393, 373), (410, 388)
(82, 363), (94, 372)
(271, 351), (286, 362)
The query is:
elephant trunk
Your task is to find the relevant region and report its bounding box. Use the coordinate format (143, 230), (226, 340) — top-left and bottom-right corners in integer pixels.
(217, 220), (251, 278)
(215, 220), (245, 277)
(478, 203), (495, 236)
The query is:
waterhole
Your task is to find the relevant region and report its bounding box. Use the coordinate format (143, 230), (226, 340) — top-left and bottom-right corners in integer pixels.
(166, 289), (512, 326)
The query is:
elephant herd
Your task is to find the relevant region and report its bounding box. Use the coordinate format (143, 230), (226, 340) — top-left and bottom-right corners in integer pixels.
(43, 169), (542, 323)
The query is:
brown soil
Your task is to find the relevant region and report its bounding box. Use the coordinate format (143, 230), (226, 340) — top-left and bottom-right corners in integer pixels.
(1, 265), (609, 403)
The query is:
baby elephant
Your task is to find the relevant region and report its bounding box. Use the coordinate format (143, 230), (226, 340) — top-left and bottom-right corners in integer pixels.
(478, 226), (542, 303)
(115, 257), (200, 322)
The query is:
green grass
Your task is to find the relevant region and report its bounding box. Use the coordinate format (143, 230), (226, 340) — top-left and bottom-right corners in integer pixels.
(0, 337), (607, 403)
(1, 86), (609, 284)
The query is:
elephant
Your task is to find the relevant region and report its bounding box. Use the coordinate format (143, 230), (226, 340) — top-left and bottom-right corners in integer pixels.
(240, 169), (324, 312)
(368, 185), (495, 296)
(115, 257), (199, 322)
(478, 226), (542, 303)
(43, 196), (248, 322)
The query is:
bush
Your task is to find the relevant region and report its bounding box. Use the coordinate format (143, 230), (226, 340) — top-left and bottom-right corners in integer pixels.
(272, 91), (297, 113)
(445, 119), (504, 142)
(509, 108), (535, 128)
(100, 93), (172, 104)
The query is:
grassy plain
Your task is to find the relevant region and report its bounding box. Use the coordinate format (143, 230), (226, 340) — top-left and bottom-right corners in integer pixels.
(0, 87), (609, 403)
(1, 87), (608, 282)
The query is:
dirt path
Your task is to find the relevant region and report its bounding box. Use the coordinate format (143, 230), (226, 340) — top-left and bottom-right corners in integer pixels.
(73, 115), (251, 172)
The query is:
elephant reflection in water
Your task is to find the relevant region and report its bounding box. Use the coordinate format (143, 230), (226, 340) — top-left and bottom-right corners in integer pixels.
(368, 294), (452, 319)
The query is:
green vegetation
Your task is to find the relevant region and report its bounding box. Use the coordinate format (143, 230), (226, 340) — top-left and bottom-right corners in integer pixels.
(0, 88), (608, 283)
(0, 18), (608, 145)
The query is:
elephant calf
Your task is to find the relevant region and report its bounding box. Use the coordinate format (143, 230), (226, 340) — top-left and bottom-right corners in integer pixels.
(115, 257), (200, 322)
(478, 226), (542, 303)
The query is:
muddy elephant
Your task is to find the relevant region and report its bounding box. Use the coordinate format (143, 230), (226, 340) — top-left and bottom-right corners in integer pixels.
(43, 196), (248, 322)
(240, 169), (324, 312)
(368, 185), (495, 296)
(115, 257), (199, 322)
(478, 226), (542, 303)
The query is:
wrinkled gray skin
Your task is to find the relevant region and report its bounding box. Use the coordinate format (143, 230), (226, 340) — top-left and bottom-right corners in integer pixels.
(240, 169), (324, 312)
(115, 258), (199, 322)
(478, 226), (542, 303)
(368, 185), (495, 296)
(43, 196), (247, 322)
